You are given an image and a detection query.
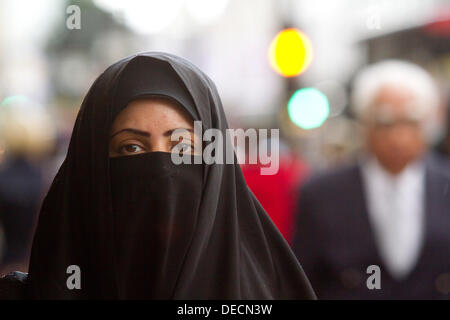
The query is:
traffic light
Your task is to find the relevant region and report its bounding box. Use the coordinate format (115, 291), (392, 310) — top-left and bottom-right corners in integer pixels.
(287, 88), (329, 130)
(269, 28), (313, 77)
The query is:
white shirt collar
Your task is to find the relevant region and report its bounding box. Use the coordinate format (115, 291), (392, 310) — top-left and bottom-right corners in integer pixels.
(360, 154), (426, 280)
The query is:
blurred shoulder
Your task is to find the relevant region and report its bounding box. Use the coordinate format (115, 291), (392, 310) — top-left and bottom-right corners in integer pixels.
(426, 152), (450, 177)
(0, 271), (28, 300)
(300, 162), (361, 195)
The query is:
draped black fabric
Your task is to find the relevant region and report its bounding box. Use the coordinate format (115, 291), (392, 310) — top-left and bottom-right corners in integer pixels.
(110, 152), (204, 299)
(26, 52), (316, 299)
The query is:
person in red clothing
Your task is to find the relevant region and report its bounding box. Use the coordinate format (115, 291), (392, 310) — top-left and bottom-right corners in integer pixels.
(241, 139), (308, 244)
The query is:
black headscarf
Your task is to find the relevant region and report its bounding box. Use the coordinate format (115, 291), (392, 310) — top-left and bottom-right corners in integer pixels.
(26, 52), (315, 299)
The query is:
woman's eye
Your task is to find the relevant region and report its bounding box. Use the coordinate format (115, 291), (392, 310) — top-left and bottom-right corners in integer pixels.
(119, 144), (145, 154)
(172, 143), (193, 154)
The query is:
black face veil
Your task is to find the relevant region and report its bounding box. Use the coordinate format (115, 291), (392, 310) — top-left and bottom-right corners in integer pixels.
(27, 52), (316, 299)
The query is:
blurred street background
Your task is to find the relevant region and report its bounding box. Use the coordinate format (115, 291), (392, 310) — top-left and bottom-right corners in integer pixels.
(0, 0), (448, 288)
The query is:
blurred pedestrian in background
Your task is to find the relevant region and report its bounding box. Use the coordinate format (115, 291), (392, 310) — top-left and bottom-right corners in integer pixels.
(0, 96), (55, 275)
(242, 138), (308, 243)
(292, 60), (450, 299)
(436, 94), (450, 158)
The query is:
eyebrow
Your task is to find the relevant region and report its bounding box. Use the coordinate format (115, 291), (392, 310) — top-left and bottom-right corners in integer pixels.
(110, 127), (194, 139)
(163, 128), (194, 137)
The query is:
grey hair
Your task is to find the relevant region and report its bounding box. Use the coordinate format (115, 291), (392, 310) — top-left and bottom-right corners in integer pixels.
(351, 59), (442, 141)
(351, 60), (439, 117)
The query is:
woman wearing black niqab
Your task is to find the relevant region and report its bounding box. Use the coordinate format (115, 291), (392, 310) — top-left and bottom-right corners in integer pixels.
(0, 52), (316, 299)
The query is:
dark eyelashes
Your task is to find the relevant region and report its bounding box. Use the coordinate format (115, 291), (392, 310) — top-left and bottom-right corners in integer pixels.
(116, 141), (195, 154)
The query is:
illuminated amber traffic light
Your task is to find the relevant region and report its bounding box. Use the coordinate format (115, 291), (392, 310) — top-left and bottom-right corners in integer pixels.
(269, 28), (313, 77)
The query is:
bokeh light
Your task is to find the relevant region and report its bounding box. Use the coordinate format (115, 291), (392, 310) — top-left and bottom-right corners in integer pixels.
(1, 95), (29, 107)
(269, 28), (313, 77)
(186, 0), (229, 25)
(287, 88), (329, 130)
(94, 0), (183, 34)
(0, 95), (55, 156)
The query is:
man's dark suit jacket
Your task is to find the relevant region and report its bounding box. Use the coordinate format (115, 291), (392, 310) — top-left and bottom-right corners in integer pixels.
(292, 154), (450, 299)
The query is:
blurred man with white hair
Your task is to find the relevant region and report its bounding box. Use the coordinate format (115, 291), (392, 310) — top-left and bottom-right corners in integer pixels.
(293, 60), (450, 299)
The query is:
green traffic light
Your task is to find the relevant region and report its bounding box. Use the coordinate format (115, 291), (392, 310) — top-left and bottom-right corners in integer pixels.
(287, 88), (329, 130)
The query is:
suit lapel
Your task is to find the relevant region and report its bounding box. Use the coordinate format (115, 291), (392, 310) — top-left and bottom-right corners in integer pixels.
(352, 165), (386, 267)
